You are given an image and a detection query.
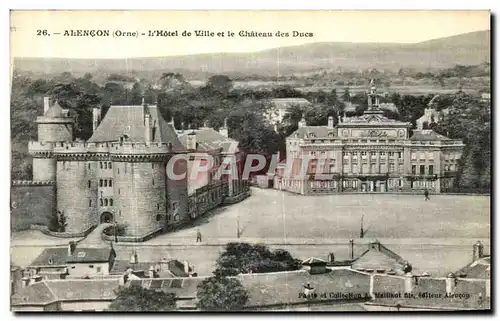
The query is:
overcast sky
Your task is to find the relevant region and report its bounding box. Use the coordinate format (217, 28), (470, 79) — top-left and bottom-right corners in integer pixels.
(10, 10), (490, 59)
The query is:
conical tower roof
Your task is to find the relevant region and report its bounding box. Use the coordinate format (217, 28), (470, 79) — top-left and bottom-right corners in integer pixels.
(44, 101), (64, 117)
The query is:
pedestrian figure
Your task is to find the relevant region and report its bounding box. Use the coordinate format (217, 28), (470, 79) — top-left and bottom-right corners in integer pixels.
(424, 189), (430, 201)
(196, 229), (202, 243)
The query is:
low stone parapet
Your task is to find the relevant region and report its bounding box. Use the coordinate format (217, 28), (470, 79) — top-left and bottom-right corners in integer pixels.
(102, 227), (163, 243)
(223, 190), (251, 204)
(30, 224), (96, 238)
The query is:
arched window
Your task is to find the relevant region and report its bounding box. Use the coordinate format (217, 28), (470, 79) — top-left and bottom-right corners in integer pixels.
(152, 178), (155, 186)
(100, 199), (103, 206)
(99, 179), (103, 187)
(157, 203), (160, 211)
(109, 180), (112, 187)
(104, 162), (107, 169)
(100, 162), (103, 169)
(88, 180), (91, 188)
(104, 199), (108, 206)
(88, 199), (92, 207)
(88, 163), (91, 169)
(109, 199), (113, 206)
(109, 162), (112, 169)
(156, 214), (162, 221)
(104, 180), (108, 187)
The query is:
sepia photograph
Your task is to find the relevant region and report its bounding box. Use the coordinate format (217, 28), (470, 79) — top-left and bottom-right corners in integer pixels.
(8, 10), (491, 312)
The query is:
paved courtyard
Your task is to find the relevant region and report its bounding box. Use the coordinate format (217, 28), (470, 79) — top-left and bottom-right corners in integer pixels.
(11, 188), (490, 276)
(160, 188), (491, 242)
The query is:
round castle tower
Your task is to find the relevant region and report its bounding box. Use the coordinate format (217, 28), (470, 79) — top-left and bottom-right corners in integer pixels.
(29, 97), (74, 181)
(110, 112), (172, 236)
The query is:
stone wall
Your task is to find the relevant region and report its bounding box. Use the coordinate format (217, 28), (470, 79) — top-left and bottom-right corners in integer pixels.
(113, 161), (167, 236)
(11, 182), (55, 231)
(37, 123), (73, 143)
(56, 160), (96, 233)
(32, 158), (57, 181)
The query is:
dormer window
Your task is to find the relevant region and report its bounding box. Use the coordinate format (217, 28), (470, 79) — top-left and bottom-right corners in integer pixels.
(48, 258), (53, 265)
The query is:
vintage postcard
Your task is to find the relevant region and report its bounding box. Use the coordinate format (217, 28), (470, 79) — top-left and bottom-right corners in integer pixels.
(9, 10), (491, 312)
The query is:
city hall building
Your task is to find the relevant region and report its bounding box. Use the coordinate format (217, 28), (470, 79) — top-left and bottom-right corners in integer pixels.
(275, 82), (465, 195)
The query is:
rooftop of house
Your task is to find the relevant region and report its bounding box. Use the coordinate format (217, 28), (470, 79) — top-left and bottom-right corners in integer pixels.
(88, 105), (184, 151)
(238, 268), (371, 308)
(29, 246), (114, 267)
(370, 274), (490, 310)
(341, 111), (409, 125)
(110, 259), (190, 278)
(455, 256), (491, 279)
(11, 279), (120, 306)
(289, 126), (335, 139)
(269, 98), (312, 109)
(409, 129), (451, 141)
(126, 276), (205, 299)
(178, 127), (239, 153)
(351, 241), (409, 276)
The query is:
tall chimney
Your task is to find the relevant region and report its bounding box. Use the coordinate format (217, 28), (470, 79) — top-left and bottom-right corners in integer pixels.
(328, 116), (334, 128)
(349, 239), (354, 259)
(186, 132), (197, 151)
(219, 119), (228, 137)
(43, 97), (50, 115)
(144, 113), (151, 144)
(473, 241), (484, 261)
(92, 107), (101, 132)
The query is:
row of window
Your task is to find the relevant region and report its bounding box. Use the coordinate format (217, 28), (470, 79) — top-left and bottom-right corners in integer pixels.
(411, 165), (434, 175)
(88, 198), (114, 207)
(87, 179), (113, 188)
(99, 162), (112, 169)
(411, 152), (435, 160)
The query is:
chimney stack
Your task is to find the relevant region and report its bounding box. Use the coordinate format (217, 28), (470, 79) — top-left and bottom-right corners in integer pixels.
(144, 113), (151, 144)
(298, 116), (306, 128)
(446, 273), (457, 296)
(219, 119), (228, 137)
(328, 116), (334, 128)
(404, 272), (415, 294)
(92, 107), (101, 132)
(473, 241), (484, 261)
(186, 132), (197, 151)
(43, 97), (50, 115)
(183, 260), (190, 275)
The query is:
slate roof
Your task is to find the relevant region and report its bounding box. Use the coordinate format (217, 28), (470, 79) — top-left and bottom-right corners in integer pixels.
(351, 241), (408, 275)
(455, 256), (491, 279)
(126, 277), (204, 299)
(44, 101), (64, 117)
(11, 279), (120, 307)
(29, 247), (113, 267)
(289, 126), (334, 139)
(410, 129), (451, 141)
(66, 248), (114, 263)
(110, 259), (189, 278)
(302, 257), (327, 265)
(88, 105), (184, 151)
(238, 269), (371, 308)
(178, 128), (239, 153)
(341, 111), (409, 125)
(29, 248), (69, 267)
(370, 276), (490, 310)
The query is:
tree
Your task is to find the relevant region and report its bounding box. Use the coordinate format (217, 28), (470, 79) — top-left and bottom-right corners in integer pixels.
(197, 276), (248, 311)
(108, 285), (176, 312)
(214, 242), (301, 277)
(206, 75), (233, 94)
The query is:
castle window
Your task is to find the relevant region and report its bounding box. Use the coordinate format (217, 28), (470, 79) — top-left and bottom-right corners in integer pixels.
(110, 199), (113, 206)
(420, 165), (425, 175)
(88, 199), (92, 207)
(100, 162), (103, 169)
(104, 199), (108, 206)
(88, 180), (91, 188)
(156, 214), (162, 221)
(152, 163), (155, 169)
(117, 168), (120, 174)
(99, 179), (103, 187)
(100, 199), (103, 206)
(88, 163), (91, 169)
(104, 180), (108, 187)
(157, 203), (160, 211)
(118, 188), (121, 195)
(109, 180), (112, 187)
(109, 162), (112, 169)
(152, 178), (155, 186)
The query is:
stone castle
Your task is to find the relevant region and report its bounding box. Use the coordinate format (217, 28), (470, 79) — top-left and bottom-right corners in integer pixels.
(11, 97), (250, 240)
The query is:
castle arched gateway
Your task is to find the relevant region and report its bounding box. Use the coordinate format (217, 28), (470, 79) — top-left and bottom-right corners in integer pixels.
(100, 211), (113, 224)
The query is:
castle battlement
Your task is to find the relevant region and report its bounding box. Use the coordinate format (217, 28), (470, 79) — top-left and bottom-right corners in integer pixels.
(36, 116), (74, 124)
(108, 142), (173, 155)
(28, 141), (55, 154)
(11, 180), (56, 186)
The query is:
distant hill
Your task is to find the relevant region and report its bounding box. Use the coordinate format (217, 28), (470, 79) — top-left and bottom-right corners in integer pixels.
(13, 30), (490, 77)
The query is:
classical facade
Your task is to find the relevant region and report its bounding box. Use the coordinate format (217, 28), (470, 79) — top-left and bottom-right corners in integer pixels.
(275, 82), (465, 195)
(19, 97), (249, 240)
